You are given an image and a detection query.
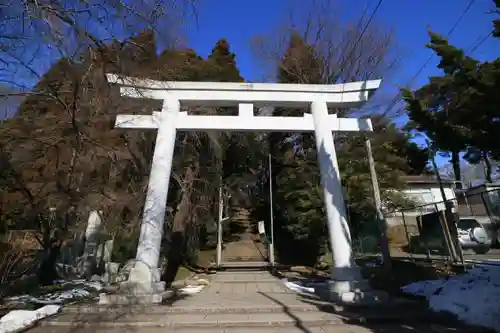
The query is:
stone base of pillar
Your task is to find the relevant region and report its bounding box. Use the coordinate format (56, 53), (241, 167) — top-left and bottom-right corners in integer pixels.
(327, 264), (389, 305)
(98, 259), (167, 305)
(98, 290), (173, 305)
(121, 259), (165, 293)
(327, 279), (389, 305)
(119, 280), (166, 294)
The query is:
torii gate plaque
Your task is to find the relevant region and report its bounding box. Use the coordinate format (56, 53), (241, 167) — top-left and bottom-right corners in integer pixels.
(106, 74), (384, 304)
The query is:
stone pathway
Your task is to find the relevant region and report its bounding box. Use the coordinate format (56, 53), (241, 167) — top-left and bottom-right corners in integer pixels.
(27, 270), (490, 333)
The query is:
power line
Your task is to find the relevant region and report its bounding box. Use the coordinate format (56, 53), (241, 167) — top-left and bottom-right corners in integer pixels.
(469, 31), (492, 53)
(447, 0), (477, 36)
(336, 0), (383, 80)
(385, 0), (477, 113)
(345, 0), (384, 63)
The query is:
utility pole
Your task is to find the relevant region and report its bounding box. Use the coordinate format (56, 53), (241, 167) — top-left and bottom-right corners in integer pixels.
(365, 139), (392, 271)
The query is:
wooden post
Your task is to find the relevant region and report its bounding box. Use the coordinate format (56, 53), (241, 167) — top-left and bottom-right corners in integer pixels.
(428, 140), (460, 263)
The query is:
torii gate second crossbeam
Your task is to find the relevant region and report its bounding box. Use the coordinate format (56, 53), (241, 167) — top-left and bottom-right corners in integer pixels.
(106, 74), (383, 304)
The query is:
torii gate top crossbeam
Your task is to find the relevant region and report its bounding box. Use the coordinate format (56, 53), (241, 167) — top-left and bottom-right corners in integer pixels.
(107, 74), (381, 108)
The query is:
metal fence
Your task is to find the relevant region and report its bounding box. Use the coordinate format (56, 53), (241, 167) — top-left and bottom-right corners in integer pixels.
(455, 188), (500, 221)
(381, 187), (500, 263)
(384, 201), (456, 262)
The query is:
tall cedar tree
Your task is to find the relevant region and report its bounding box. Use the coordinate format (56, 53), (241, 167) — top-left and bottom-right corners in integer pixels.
(267, 33), (427, 266)
(268, 33), (327, 265)
(160, 39), (249, 286)
(0, 33), (252, 285)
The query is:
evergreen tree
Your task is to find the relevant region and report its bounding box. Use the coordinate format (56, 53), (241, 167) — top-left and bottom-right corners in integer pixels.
(205, 39), (244, 82)
(265, 32), (326, 265)
(402, 78), (468, 181)
(161, 39), (252, 284)
(403, 28), (500, 182)
(493, 0), (500, 37)
(266, 33), (427, 266)
(0, 33), (254, 284)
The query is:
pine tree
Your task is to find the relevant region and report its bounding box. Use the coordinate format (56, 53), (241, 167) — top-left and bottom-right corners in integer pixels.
(205, 39), (244, 82)
(493, 0), (500, 37)
(404, 29), (500, 182)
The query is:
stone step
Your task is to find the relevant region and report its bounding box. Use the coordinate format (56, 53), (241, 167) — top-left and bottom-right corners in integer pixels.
(217, 261), (270, 270)
(213, 270), (274, 276)
(222, 256), (267, 261)
(41, 303), (457, 326)
(27, 323), (473, 333)
(33, 310), (473, 332)
(27, 323), (476, 333)
(209, 278), (278, 283)
(210, 277), (279, 282)
(38, 311), (346, 328)
(62, 303), (319, 314)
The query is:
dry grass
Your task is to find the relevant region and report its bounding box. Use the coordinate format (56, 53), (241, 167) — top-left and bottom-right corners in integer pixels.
(387, 225), (419, 254)
(174, 266), (195, 282)
(196, 249), (216, 267)
(0, 242), (39, 300)
(359, 258), (458, 295)
(276, 257), (458, 298)
(2, 230), (42, 250)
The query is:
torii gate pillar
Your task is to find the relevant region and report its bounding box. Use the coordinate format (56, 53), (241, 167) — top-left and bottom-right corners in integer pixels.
(104, 75), (387, 304)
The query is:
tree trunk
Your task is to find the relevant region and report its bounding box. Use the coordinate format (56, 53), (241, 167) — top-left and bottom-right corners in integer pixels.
(38, 239), (62, 286)
(161, 165), (197, 287)
(451, 150), (461, 181)
(482, 151), (493, 183)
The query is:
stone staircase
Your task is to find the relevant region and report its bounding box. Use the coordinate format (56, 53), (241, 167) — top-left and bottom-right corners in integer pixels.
(221, 239), (267, 262)
(221, 206), (268, 265)
(26, 271), (484, 333)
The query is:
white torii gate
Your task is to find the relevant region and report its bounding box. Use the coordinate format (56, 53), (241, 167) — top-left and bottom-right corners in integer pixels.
(107, 74), (382, 303)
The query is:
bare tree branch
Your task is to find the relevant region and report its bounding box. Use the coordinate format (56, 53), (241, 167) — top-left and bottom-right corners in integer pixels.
(251, 0), (401, 117)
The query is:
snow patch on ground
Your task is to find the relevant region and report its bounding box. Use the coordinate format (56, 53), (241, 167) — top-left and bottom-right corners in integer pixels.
(4, 280), (103, 305)
(1, 279), (104, 333)
(402, 266), (500, 332)
(466, 259), (500, 266)
(283, 279), (325, 295)
(178, 285), (205, 295)
(0, 305), (60, 333)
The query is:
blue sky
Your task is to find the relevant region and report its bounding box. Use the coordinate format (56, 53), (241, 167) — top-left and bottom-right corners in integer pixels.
(185, 0), (499, 166)
(187, 0), (497, 92)
(2, 0), (498, 168)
